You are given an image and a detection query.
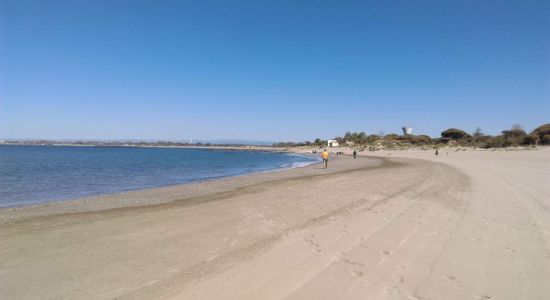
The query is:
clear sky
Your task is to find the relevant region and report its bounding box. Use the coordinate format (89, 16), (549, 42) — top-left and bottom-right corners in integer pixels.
(1, 1), (548, 142)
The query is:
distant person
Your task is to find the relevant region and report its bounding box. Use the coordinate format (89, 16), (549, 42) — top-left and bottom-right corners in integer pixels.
(353, 150), (357, 159)
(435, 149), (439, 156)
(321, 149), (329, 168)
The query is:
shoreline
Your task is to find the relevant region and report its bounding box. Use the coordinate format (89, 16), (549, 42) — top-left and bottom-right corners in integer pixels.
(2, 145), (544, 220)
(0, 155), (368, 225)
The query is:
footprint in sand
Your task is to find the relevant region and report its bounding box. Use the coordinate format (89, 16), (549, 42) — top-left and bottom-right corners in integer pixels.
(206, 255), (217, 262)
(472, 293), (492, 299)
(342, 258), (366, 267)
(443, 275), (461, 283)
(352, 269), (364, 277)
(503, 246), (517, 253)
(304, 238), (322, 253)
(354, 236), (366, 244)
(145, 280), (159, 286)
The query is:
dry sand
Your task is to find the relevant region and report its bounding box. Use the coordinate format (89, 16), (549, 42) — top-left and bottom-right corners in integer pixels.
(1, 148), (549, 299)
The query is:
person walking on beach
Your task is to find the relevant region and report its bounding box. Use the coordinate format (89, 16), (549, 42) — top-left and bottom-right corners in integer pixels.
(353, 150), (357, 159)
(321, 149), (329, 168)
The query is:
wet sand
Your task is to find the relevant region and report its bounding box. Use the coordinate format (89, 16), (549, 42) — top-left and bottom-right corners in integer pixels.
(1, 149), (549, 299)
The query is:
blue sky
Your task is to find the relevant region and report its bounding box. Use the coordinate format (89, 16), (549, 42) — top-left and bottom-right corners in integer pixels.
(1, 0), (548, 141)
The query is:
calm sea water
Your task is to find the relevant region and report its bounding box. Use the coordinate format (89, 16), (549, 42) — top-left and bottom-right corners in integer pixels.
(0, 145), (319, 208)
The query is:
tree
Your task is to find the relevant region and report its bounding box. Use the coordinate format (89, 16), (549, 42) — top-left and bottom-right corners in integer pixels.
(441, 128), (470, 140)
(531, 124), (550, 144)
(356, 132), (367, 144)
(502, 129), (527, 137)
(473, 127), (483, 138)
(502, 129), (527, 146)
(343, 132), (352, 141)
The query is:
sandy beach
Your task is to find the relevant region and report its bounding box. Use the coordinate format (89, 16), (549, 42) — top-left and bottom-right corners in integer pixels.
(1, 148), (549, 299)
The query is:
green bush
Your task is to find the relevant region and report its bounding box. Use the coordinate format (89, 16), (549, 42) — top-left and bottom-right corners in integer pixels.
(343, 132), (367, 144)
(523, 134), (540, 145)
(366, 135), (379, 143)
(384, 134), (399, 140)
(396, 134), (412, 141)
(485, 136), (504, 148)
(414, 135), (433, 145)
(502, 129), (527, 146)
(472, 135), (491, 148)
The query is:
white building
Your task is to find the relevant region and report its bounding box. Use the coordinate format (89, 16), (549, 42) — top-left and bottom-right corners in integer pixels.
(327, 139), (339, 147)
(402, 126), (413, 135)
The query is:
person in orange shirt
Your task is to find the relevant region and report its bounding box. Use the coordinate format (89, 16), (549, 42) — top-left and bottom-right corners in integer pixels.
(321, 149), (329, 169)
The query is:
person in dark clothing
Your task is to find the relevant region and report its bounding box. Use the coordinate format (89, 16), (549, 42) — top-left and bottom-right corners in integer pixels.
(353, 150), (357, 159)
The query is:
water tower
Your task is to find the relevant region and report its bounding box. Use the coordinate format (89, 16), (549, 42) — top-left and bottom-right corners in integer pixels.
(402, 126), (413, 135)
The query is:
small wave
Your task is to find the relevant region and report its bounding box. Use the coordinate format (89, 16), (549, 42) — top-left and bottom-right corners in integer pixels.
(278, 160), (319, 170)
(284, 153), (319, 159)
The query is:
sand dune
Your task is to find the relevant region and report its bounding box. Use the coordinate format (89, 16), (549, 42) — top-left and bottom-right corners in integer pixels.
(1, 149), (549, 299)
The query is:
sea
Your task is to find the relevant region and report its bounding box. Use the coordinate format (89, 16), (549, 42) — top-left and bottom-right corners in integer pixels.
(0, 145), (320, 208)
